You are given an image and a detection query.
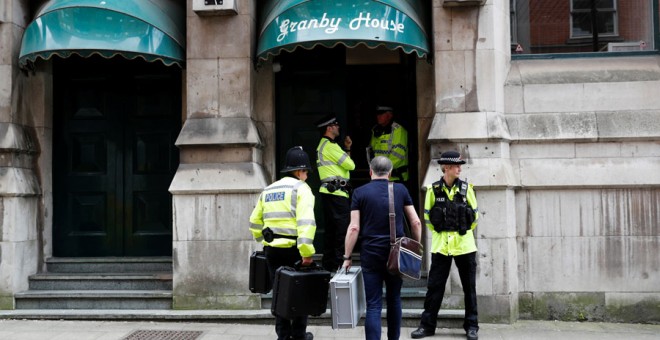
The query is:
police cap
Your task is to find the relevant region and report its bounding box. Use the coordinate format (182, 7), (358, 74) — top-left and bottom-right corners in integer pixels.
(437, 150), (466, 165)
(281, 146), (313, 173)
(316, 114), (338, 128)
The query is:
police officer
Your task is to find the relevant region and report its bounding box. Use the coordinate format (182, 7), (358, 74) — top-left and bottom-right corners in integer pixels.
(249, 146), (316, 340)
(369, 106), (408, 183)
(315, 115), (355, 271)
(411, 151), (480, 340)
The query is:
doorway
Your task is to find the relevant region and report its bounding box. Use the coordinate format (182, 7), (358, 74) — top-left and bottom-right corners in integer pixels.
(275, 46), (419, 249)
(52, 56), (181, 257)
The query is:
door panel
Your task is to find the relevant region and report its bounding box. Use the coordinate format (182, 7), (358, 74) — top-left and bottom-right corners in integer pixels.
(53, 56), (180, 257)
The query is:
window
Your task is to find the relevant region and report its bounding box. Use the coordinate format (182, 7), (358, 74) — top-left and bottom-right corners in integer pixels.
(570, 0), (618, 38)
(511, 0), (656, 55)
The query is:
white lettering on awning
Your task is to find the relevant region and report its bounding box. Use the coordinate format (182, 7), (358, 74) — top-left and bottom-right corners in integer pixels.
(276, 11), (405, 43)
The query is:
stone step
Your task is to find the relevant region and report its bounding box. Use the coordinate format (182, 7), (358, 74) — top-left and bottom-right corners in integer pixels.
(14, 290), (173, 310)
(0, 308), (465, 328)
(28, 273), (173, 291)
(45, 257), (172, 273)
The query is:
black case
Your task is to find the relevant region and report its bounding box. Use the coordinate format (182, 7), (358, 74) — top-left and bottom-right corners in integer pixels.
(249, 251), (272, 294)
(271, 264), (331, 319)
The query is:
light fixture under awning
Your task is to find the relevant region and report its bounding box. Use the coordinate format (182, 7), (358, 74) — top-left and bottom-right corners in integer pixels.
(19, 0), (185, 69)
(257, 0), (430, 64)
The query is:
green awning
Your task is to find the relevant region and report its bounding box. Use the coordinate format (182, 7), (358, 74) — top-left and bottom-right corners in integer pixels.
(19, 0), (185, 69)
(257, 0), (430, 63)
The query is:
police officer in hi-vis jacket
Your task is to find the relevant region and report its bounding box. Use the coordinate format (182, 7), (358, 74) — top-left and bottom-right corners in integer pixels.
(249, 146), (316, 340)
(412, 150), (480, 340)
(315, 114), (355, 272)
(369, 106), (408, 183)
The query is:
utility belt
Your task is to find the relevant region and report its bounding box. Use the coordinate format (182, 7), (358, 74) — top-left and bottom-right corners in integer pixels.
(321, 179), (351, 193)
(433, 223), (469, 235)
(262, 227), (297, 243)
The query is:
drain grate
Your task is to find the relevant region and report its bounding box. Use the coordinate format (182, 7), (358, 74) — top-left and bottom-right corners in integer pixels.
(122, 330), (203, 340)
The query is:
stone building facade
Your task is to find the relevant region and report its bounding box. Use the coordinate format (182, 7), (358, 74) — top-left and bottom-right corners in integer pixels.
(0, 0), (658, 323)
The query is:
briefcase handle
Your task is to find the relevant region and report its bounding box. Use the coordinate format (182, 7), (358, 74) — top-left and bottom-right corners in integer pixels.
(293, 260), (323, 272)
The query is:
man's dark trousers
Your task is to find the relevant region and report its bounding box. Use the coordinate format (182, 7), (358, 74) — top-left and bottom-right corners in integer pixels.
(321, 193), (350, 271)
(265, 246), (308, 340)
(419, 252), (478, 332)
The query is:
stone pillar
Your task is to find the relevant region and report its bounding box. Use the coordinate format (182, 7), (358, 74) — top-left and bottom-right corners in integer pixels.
(0, 0), (41, 309)
(170, 0), (271, 309)
(426, 0), (518, 322)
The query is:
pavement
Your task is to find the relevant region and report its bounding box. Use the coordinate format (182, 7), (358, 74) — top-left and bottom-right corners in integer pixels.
(0, 318), (658, 340)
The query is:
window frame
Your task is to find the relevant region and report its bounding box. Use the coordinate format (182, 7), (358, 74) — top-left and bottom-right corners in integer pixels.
(569, 0), (619, 39)
(512, 0), (660, 60)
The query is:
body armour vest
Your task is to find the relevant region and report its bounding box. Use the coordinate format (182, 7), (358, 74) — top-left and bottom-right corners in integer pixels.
(428, 179), (475, 235)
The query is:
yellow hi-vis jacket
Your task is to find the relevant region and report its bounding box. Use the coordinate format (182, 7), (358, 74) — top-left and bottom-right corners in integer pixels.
(423, 179), (479, 256)
(316, 137), (355, 198)
(370, 122), (408, 181)
(249, 176), (316, 258)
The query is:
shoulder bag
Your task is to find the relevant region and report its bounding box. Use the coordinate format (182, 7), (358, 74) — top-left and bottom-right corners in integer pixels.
(386, 182), (423, 280)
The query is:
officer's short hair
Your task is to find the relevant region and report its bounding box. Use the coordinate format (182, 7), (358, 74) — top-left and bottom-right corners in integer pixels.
(370, 156), (393, 176)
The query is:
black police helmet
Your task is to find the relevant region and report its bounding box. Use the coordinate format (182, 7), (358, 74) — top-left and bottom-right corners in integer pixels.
(437, 150), (466, 165)
(281, 146), (313, 173)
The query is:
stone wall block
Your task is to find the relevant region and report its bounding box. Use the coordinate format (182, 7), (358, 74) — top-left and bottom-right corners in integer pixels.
(217, 58), (252, 117)
(0, 65), (12, 120)
(475, 189), (516, 238)
(583, 81), (660, 112)
(621, 141), (660, 157)
(605, 293), (660, 323)
(506, 112), (598, 142)
(173, 194), (259, 242)
(172, 239), (261, 309)
(435, 51), (466, 112)
(175, 117), (261, 147)
(519, 157), (660, 188)
(519, 236), (660, 292)
(451, 8), (478, 51)
(510, 143), (575, 159)
(522, 83), (585, 113)
(0, 239), (38, 297)
(0, 168), (40, 196)
(596, 110), (660, 140)
(187, 14), (252, 59)
(0, 197), (37, 242)
(187, 59), (219, 117)
(432, 5), (452, 51)
(475, 3), (494, 51)
(516, 189), (658, 238)
(169, 162), (269, 194)
(479, 294), (517, 323)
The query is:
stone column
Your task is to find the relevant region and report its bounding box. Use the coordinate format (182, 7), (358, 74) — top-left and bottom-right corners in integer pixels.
(0, 0), (41, 309)
(170, 0), (271, 309)
(425, 0), (518, 322)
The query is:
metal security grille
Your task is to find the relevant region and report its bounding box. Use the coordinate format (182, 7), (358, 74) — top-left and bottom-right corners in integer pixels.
(122, 330), (203, 340)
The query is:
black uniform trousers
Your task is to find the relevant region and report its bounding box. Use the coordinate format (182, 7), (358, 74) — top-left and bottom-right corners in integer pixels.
(320, 193), (350, 272)
(419, 251), (478, 332)
(264, 245), (308, 340)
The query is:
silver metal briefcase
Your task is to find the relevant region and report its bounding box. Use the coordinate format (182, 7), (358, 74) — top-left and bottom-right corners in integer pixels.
(330, 266), (366, 329)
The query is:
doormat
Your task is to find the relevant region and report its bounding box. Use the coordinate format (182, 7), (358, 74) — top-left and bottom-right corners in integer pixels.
(122, 330), (203, 340)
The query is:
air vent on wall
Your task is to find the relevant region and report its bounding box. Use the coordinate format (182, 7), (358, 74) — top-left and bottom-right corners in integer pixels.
(607, 42), (647, 52)
(192, 0), (237, 16)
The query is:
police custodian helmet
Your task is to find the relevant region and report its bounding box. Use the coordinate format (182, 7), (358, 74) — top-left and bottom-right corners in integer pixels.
(437, 150), (466, 165)
(280, 146), (313, 173)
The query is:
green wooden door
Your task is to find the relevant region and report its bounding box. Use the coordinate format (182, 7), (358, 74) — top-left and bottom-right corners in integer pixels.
(53, 56), (180, 257)
(275, 49), (347, 250)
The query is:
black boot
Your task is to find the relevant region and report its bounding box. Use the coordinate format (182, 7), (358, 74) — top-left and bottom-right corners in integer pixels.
(466, 328), (478, 340)
(411, 327), (435, 339)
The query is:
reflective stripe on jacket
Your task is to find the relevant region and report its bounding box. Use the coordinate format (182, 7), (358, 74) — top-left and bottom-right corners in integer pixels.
(316, 137), (355, 198)
(370, 122), (408, 181)
(249, 176), (316, 258)
(423, 180), (479, 256)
